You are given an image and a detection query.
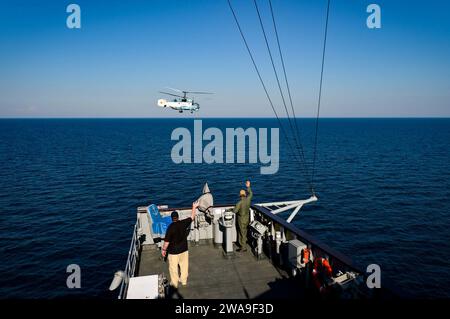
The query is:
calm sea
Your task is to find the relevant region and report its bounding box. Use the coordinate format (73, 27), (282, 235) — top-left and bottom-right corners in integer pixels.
(0, 118), (449, 298)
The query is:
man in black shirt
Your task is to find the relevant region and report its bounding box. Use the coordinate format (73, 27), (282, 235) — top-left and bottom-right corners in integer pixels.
(162, 201), (198, 288)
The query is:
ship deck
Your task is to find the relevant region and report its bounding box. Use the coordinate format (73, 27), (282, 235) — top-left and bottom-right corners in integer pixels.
(137, 241), (304, 299)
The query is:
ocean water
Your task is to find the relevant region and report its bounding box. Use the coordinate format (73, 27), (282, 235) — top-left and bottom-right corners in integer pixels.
(0, 118), (449, 299)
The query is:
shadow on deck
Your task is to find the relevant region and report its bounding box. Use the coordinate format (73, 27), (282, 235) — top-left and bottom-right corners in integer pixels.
(137, 241), (305, 299)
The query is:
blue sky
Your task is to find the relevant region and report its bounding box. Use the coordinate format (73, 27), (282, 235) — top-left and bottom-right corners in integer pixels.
(0, 0), (449, 118)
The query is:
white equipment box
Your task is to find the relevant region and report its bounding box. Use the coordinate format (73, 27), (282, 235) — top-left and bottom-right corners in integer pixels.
(288, 239), (308, 269)
(126, 275), (159, 299)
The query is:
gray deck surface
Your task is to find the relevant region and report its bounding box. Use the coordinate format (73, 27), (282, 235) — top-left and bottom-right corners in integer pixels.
(137, 241), (304, 299)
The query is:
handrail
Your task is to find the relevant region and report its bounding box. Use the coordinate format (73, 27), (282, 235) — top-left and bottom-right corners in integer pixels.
(252, 203), (364, 274)
(118, 223), (141, 299)
(252, 203), (403, 297)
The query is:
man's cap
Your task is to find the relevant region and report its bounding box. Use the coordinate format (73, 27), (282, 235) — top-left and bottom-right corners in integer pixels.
(171, 211), (179, 219)
(239, 189), (246, 197)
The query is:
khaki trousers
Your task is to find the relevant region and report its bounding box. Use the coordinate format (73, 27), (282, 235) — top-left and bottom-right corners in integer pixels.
(167, 251), (189, 288)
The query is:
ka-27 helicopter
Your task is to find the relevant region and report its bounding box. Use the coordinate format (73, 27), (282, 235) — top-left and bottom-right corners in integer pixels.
(157, 87), (213, 113)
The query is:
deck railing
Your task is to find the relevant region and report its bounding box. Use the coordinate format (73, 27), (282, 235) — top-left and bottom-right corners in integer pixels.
(118, 223), (141, 299)
(252, 203), (363, 274)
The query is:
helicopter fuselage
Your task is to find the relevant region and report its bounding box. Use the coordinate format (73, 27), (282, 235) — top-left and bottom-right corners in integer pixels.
(157, 98), (200, 113)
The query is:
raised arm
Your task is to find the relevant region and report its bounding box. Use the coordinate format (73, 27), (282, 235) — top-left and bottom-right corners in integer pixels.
(246, 180), (253, 201)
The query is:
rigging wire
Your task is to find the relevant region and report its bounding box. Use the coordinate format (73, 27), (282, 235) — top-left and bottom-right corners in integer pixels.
(227, 0), (331, 195)
(267, 0), (309, 176)
(227, 0), (307, 175)
(311, 0), (331, 193)
(253, 0), (312, 191)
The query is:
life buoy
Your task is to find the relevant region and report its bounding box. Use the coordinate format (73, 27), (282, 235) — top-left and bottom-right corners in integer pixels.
(312, 257), (333, 293)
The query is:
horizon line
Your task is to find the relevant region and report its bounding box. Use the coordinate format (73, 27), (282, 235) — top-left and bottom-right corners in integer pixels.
(0, 116), (449, 120)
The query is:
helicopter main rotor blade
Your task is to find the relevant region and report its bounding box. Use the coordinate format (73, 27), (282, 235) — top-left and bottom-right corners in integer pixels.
(187, 91), (214, 94)
(165, 87), (185, 93)
(159, 91), (184, 98)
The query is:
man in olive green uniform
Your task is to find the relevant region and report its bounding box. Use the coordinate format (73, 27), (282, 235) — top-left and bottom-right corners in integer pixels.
(234, 180), (253, 252)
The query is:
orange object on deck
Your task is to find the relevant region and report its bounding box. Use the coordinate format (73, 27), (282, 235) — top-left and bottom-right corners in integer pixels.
(301, 248), (310, 264)
(312, 257), (333, 292)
